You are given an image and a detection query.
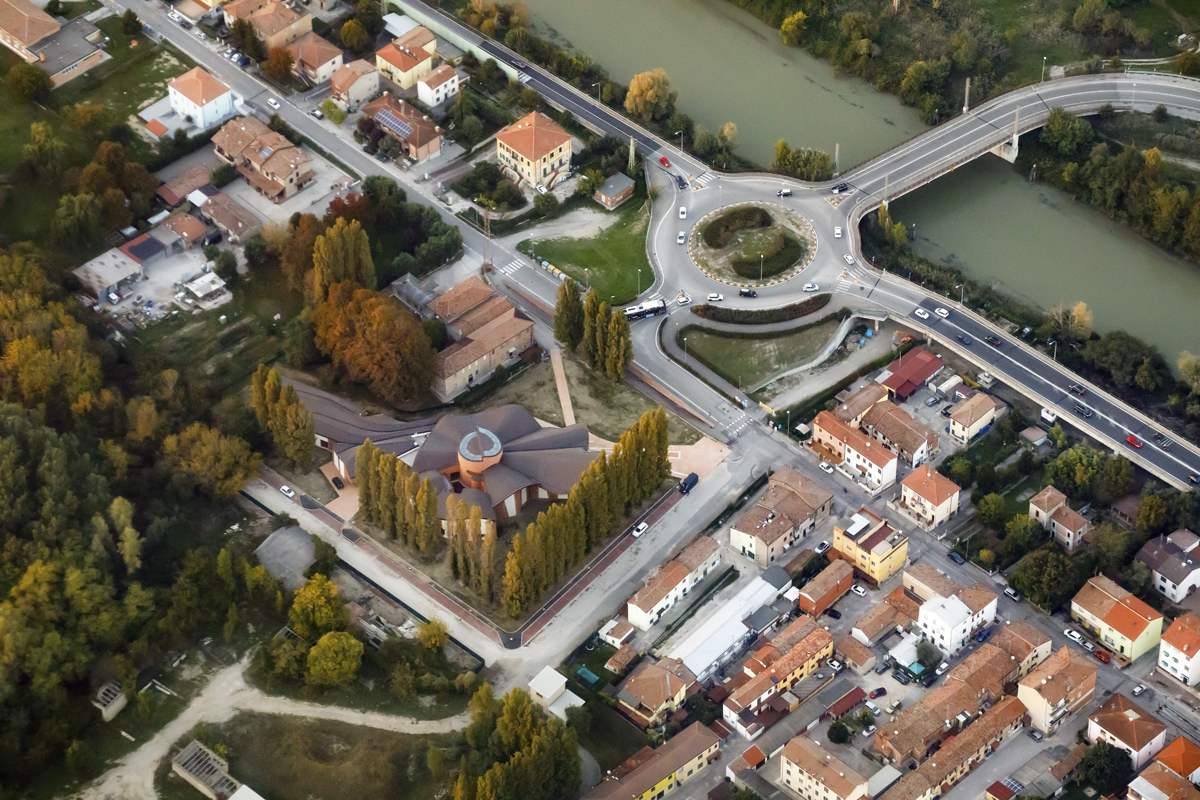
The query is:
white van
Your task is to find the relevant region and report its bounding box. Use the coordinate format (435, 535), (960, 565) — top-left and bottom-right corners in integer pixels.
(865, 700), (881, 716)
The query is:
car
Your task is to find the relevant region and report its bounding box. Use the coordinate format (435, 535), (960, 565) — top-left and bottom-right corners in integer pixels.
(886, 700), (902, 714)
(815, 540), (831, 554)
(707, 293), (724, 302)
(828, 659), (845, 673)
(924, 396), (940, 407)
(196, 30), (207, 40)
(310, 108), (324, 119)
(169, 10), (182, 21)
(976, 627), (993, 643)
(984, 335), (1002, 347)
(862, 724), (877, 737)
(1029, 730), (1044, 742)
(1191, 474), (1200, 485)
(658, 156), (671, 168)
(935, 307), (949, 318)
(1132, 685), (1146, 696)
(236, 55), (251, 67)
(228, 51), (240, 61)
(633, 522), (649, 538)
(869, 688), (887, 700)
(892, 670), (911, 685)
(803, 283), (819, 292)
(1080, 641), (1095, 653)
(739, 288), (758, 298)
(875, 662), (891, 675)
(1094, 648), (1111, 664)
(677, 231), (686, 245)
(1127, 435), (1143, 448)
(1074, 405), (1093, 418)
(675, 175), (687, 191)
(935, 662), (950, 676)
(957, 334), (973, 346)
(851, 585), (867, 597)
(777, 189), (793, 197)
(834, 226), (843, 238)
(1069, 383), (1087, 396)
(1065, 628), (1083, 643)
(536, 185), (548, 195)
(824, 608), (842, 619)
(920, 671), (938, 687)
(332, 476), (345, 490)
(941, 405), (954, 417)
(677, 292), (691, 306)
(914, 308), (930, 320)
(949, 551), (966, 565)
(512, 60), (527, 69)
(831, 182), (850, 194)
(678, 207), (687, 219)
(279, 485), (295, 498)
(1004, 587), (1020, 602)
(224, 46), (235, 56)
(266, 97), (281, 110)
(843, 254), (854, 265)
(819, 461), (834, 475)
(179, 20), (192, 28)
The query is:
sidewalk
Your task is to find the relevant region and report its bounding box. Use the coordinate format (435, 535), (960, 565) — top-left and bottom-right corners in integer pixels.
(549, 346), (576, 425)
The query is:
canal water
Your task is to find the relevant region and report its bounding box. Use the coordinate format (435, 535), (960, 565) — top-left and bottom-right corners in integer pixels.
(518, 0), (1200, 361)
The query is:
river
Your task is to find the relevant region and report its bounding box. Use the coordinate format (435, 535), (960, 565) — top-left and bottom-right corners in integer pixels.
(517, 0), (1200, 362)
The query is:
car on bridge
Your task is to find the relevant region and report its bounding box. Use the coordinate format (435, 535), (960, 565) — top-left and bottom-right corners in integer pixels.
(803, 283), (819, 292)
(1074, 405), (1092, 418)
(659, 156), (671, 167)
(1127, 435), (1143, 448)
(935, 308), (949, 318)
(512, 60), (527, 69)
(984, 335), (1002, 347)
(914, 308), (930, 320)
(957, 334), (973, 346)
(1069, 383), (1087, 396)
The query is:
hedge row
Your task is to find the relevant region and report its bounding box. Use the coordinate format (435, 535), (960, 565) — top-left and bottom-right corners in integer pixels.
(690, 293), (831, 324)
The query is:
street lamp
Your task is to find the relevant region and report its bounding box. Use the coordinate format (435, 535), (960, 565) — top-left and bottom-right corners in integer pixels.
(675, 130), (684, 151)
(591, 81), (602, 102)
(760, 253), (764, 282)
(955, 283), (965, 305)
(683, 337), (689, 368)
(637, 268), (641, 295)
(1041, 56), (1046, 83)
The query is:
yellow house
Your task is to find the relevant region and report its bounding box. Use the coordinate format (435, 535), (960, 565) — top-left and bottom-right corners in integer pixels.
(948, 393), (1002, 443)
(495, 111), (573, 188)
(899, 464), (961, 530)
(585, 722), (719, 799)
(375, 41), (432, 89)
(1071, 575), (1164, 662)
(832, 507), (909, 585)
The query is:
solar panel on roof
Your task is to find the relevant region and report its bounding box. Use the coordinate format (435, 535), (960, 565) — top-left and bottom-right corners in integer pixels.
(259, 146), (274, 158)
(376, 108), (413, 139)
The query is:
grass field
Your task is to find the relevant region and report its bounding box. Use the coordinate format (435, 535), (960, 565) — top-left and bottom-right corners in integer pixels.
(681, 319), (841, 389)
(731, 229), (805, 279)
(521, 197), (651, 305)
(577, 700), (648, 772)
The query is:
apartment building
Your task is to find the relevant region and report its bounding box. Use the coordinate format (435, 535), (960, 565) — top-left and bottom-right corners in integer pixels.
(781, 737), (868, 800)
(990, 621), (1053, 680)
(724, 627), (833, 739)
(948, 393), (1003, 443)
(495, 110), (573, 188)
(1158, 612), (1200, 687)
(899, 465), (961, 530)
(729, 467), (832, 566)
(1136, 530), (1200, 604)
(812, 411), (899, 491)
(615, 658), (696, 728)
(1088, 693), (1168, 769)
(832, 508), (909, 586)
(1071, 575), (1164, 662)
(905, 563), (998, 656)
(861, 401), (939, 467)
(1016, 646), (1097, 734)
(585, 722), (719, 800)
(627, 538), (720, 630)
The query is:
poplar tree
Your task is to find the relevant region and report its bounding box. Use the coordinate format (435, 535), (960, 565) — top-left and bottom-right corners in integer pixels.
(501, 533), (528, 617)
(604, 311), (633, 382)
(416, 478), (440, 554)
(357, 440), (379, 522)
(393, 462), (411, 544)
(564, 494), (585, 569)
(554, 279), (584, 351)
(653, 407), (670, 481)
(581, 289), (601, 367)
(526, 522), (546, 594)
(467, 505), (483, 584)
(478, 525), (497, 601)
(593, 301), (611, 372)
(251, 363), (272, 428)
(403, 472), (421, 547)
(377, 456), (397, 537)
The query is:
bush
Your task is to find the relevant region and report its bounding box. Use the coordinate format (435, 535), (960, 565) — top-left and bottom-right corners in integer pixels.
(828, 721), (850, 744)
(730, 230), (806, 279)
(210, 163), (237, 188)
(691, 293), (830, 324)
(701, 206), (772, 249)
(452, 162), (526, 210)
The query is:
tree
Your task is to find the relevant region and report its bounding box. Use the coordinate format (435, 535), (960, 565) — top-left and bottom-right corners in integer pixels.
(230, 18), (266, 61)
(624, 68), (675, 121)
(319, 98), (348, 125)
(427, 744), (445, 779)
(604, 310), (633, 382)
(288, 573), (349, 638)
(534, 191), (559, 217)
(554, 279), (584, 351)
(354, 0), (384, 35)
(121, 8), (141, 35)
(976, 493), (1007, 528)
(1079, 742), (1133, 794)
(1008, 549), (1073, 608)
(501, 533), (529, 617)
(780, 10), (807, 45)
(828, 721), (851, 744)
(213, 250), (239, 282)
(1041, 107), (1093, 157)
(305, 631), (364, 688)
(21, 122), (65, 179)
(419, 617), (448, 650)
(577, 168), (605, 199)
(978, 549), (996, 569)
(389, 662), (416, 700)
(916, 640), (941, 668)
(1136, 494), (1169, 534)
(339, 18), (371, 54)
(264, 47), (294, 82)
(280, 213), (326, 291)
(1090, 523), (1131, 573)
(310, 217), (376, 300)
(160, 423), (261, 499)
(581, 289), (601, 367)
(51, 193), (102, 247)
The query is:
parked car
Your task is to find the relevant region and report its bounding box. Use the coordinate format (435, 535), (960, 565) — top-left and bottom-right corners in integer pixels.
(658, 156), (671, 167)
(925, 396), (940, 407)
(1094, 648), (1110, 663)
(851, 585), (867, 597)
(824, 608), (842, 619)
(679, 472), (699, 494)
(632, 522), (649, 538)
(1028, 730), (1044, 742)
(920, 671), (938, 687)
(739, 288), (757, 298)
(815, 540), (831, 554)
(864, 699), (880, 715)
(266, 97), (281, 110)
(976, 627), (993, 643)
(331, 476), (344, 490)
(1082, 641), (1095, 652)
(875, 662), (891, 675)
(1003, 587), (1020, 602)
(870, 688), (887, 699)
(1065, 628), (1084, 643)
(1132, 684), (1146, 696)
(310, 108), (324, 119)
(195, 30), (207, 40)
(892, 670), (911, 685)
(886, 700), (901, 713)
(949, 551), (966, 565)
(862, 724), (877, 737)
(828, 659), (844, 673)
(279, 485), (295, 498)
(819, 462), (834, 475)
(935, 662), (950, 676)
(169, 10), (182, 21)
(914, 308), (930, 320)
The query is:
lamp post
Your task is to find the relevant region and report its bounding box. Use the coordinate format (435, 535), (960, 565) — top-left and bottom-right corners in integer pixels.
(592, 81), (601, 101)
(683, 337), (689, 368)
(955, 283), (965, 305)
(760, 253), (764, 282)
(1041, 56), (1046, 83)
(675, 130), (683, 151)
(637, 268), (641, 295)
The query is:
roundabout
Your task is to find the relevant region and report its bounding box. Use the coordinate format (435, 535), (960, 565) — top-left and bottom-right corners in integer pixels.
(684, 202), (817, 288)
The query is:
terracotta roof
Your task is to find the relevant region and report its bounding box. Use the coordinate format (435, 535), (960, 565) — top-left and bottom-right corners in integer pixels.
(813, 411), (897, 470)
(362, 94), (442, 149)
(1051, 505), (1089, 533)
(902, 464), (960, 506)
(331, 58), (375, 96)
(394, 24), (435, 52)
(770, 466), (834, 513)
(1156, 736), (1200, 780)
(286, 30), (341, 70)
(629, 561), (690, 613)
(990, 621), (1050, 664)
(605, 643), (637, 674)
(1161, 613), (1200, 659)
(1051, 743), (1089, 781)
(158, 164), (213, 205)
(853, 600), (911, 641)
(222, 0), (267, 20)
(905, 562), (962, 600)
(676, 537), (718, 573)
(1072, 576), (1162, 642)
(1131, 762), (1200, 800)
(247, 1), (303, 38)
(619, 659), (689, 712)
(799, 560), (852, 605)
(724, 670), (776, 713)
(745, 615), (822, 674)
(782, 737), (867, 800)
(885, 586), (921, 619)
(880, 680), (978, 761)
(916, 697), (1027, 791)
(496, 111), (572, 163)
(1018, 646), (1096, 706)
(880, 347), (944, 398)
(376, 41), (430, 73)
(951, 393), (998, 428)
(732, 469), (831, 547)
(988, 782), (1017, 800)
(1030, 485), (1067, 513)
(878, 769), (934, 800)
(146, 119), (168, 137)
(836, 635), (874, 667)
(863, 402), (938, 456)
(203, 192), (260, 239)
(947, 642), (1015, 700)
(162, 212), (207, 246)
(169, 67), (231, 106)
(1089, 694), (1167, 751)
(586, 723), (717, 799)
(420, 63), (457, 89)
(211, 116), (272, 160)
(957, 583), (998, 614)
(435, 311), (533, 378)
(0, 0), (59, 47)
(834, 383), (889, 422)
(766, 628), (833, 681)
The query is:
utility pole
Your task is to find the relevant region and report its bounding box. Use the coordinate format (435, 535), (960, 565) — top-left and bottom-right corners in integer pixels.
(834, 142), (839, 174)
(628, 135), (636, 174)
(962, 77), (970, 114)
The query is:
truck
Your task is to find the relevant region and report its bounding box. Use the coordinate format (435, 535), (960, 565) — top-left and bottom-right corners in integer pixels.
(1040, 408), (1058, 425)
(679, 472), (698, 495)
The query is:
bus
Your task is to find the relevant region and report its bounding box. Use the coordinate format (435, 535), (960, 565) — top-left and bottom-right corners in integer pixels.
(623, 299), (667, 321)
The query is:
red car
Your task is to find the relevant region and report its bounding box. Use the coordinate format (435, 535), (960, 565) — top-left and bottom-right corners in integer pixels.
(870, 688), (887, 699)
(1127, 435), (1143, 448)
(659, 156), (671, 168)
(1094, 649), (1111, 664)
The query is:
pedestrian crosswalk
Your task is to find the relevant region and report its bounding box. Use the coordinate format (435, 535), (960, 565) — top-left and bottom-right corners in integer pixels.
(497, 260), (523, 275)
(724, 411), (753, 439)
(692, 172), (716, 189)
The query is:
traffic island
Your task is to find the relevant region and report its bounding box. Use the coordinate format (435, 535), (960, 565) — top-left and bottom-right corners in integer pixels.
(688, 201), (817, 287)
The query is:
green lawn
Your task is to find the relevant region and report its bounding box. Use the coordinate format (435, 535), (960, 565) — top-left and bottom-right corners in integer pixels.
(520, 196), (652, 305)
(680, 319), (842, 389)
(575, 700), (648, 773)
(59, 0), (101, 18)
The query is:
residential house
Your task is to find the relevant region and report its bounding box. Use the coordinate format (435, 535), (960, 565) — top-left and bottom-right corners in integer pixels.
(627, 538), (720, 630)
(906, 563), (997, 656)
(832, 508), (909, 586)
(246, 1), (311, 50)
(1028, 485), (1067, 527)
(990, 621), (1053, 680)
(168, 68), (235, 130)
(222, 0), (268, 27)
(595, 173), (635, 210)
(812, 411), (899, 491)
(1071, 575), (1164, 662)
(527, 666), (583, 721)
(834, 383), (890, 426)
(729, 466), (833, 566)
(1113, 495), (1142, 528)
(417, 63), (461, 106)
(879, 348), (944, 399)
(1016, 646), (1097, 734)
(0, 0), (103, 86)
(1158, 612), (1200, 687)
(1088, 693), (1168, 769)
(1137, 530), (1200, 604)
(162, 212), (208, 249)
(781, 737), (868, 800)
(616, 657), (696, 728)
(1128, 763), (1200, 800)
(375, 40), (432, 89)
(836, 636), (877, 674)
(599, 619), (634, 649)
(286, 31), (343, 84)
(852, 588), (920, 646)
(903, 562), (963, 602)
(899, 465), (961, 530)
(861, 402), (939, 467)
(584, 722), (719, 799)
(330, 59), (379, 109)
(606, 644), (637, 675)
(797, 560), (853, 617)
(742, 614), (821, 676)
(724, 626), (833, 738)
(362, 94), (443, 162)
(495, 111), (573, 189)
(213, 123), (314, 203)
(948, 393), (1003, 443)
(1155, 736), (1200, 782)
(394, 24), (436, 55)
(425, 277), (534, 400)
(155, 164), (215, 207)
(1028, 485), (1092, 553)
(211, 115), (271, 163)
(200, 192), (261, 245)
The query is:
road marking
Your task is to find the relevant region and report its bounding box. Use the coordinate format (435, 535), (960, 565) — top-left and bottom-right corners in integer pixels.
(498, 260), (522, 275)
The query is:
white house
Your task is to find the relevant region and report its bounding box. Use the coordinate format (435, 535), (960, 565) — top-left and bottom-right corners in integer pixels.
(627, 538), (720, 631)
(417, 64), (461, 107)
(168, 67), (235, 130)
(1158, 613), (1200, 687)
(915, 580), (997, 656)
(528, 666), (583, 721)
(1088, 693), (1168, 770)
(1137, 530), (1200, 604)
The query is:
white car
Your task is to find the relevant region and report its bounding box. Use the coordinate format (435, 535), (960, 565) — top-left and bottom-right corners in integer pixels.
(677, 232), (686, 244)
(169, 10), (182, 21)
(914, 308), (930, 320)
(195, 30), (207, 40)
(266, 97), (281, 110)
(827, 659), (844, 673)
(815, 541), (831, 554)
(803, 283), (819, 292)
(851, 585), (867, 597)
(819, 461), (834, 475)
(678, 207), (687, 219)
(279, 485), (296, 498)
(1065, 628), (1083, 643)
(834, 226), (843, 238)
(633, 522), (649, 538)
(677, 292), (691, 307)
(843, 254), (854, 265)
(707, 293), (723, 302)
(935, 662), (950, 676)
(934, 307), (949, 318)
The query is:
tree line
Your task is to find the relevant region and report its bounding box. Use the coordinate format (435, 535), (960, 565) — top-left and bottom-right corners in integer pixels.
(554, 283), (634, 383)
(355, 440), (443, 554)
(501, 408), (671, 617)
(251, 365), (316, 470)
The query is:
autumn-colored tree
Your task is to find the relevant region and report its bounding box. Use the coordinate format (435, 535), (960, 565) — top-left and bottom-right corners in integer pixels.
(554, 279), (584, 351)
(65, 103), (109, 140)
(418, 617), (448, 650)
(478, 524), (497, 601)
(270, 385), (316, 470)
(51, 193), (102, 247)
(339, 18), (371, 54)
(580, 289), (601, 367)
(624, 68), (675, 121)
(280, 213), (326, 292)
(604, 310), (633, 382)
(20, 122), (65, 178)
(356, 439), (379, 522)
(263, 47), (294, 82)
(230, 18), (265, 61)
(159, 423), (261, 500)
(376, 454), (397, 537)
(288, 573), (349, 638)
(305, 631), (363, 688)
(309, 217), (376, 302)
(324, 192), (373, 227)
(501, 533), (529, 617)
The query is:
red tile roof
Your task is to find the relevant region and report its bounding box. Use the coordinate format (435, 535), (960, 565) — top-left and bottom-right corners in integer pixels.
(496, 111), (572, 163)
(881, 348), (943, 398)
(1156, 736), (1200, 780)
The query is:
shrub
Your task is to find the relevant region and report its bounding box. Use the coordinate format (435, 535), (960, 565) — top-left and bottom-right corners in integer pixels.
(691, 293), (830, 324)
(828, 721), (850, 744)
(730, 230), (805, 279)
(701, 206), (772, 249)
